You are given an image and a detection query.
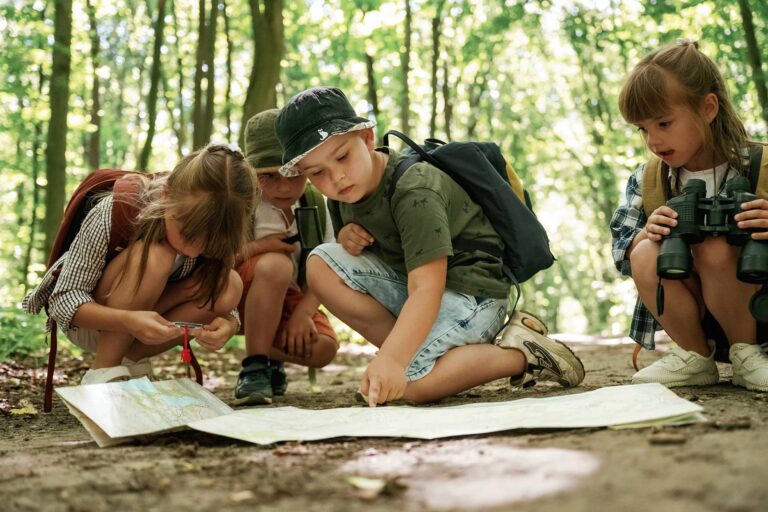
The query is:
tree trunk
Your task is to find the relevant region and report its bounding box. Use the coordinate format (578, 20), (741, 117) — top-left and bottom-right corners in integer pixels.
(139, 0), (167, 170)
(399, 0), (412, 132)
(429, 1), (444, 138)
(192, 0), (207, 149)
(442, 60), (452, 140)
(170, 0), (187, 155)
(240, 0), (285, 148)
(738, 0), (768, 127)
(364, 52), (381, 143)
(202, 0), (218, 144)
(223, 0), (233, 141)
(85, 0), (100, 170)
(44, 0), (73, 259)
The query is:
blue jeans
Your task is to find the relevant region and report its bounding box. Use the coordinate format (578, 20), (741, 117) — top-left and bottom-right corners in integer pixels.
(310, 243), (508, 381)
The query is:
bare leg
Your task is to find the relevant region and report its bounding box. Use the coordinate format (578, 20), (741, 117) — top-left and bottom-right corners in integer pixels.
(242, 253), (293, 357)
(269, 334), (339, 368)
(306, 255), (396, 347)
(630, 239), (709, 355)
(91, 241), (177, 368)
(403, 344), (527, 404)
(694, 237), (759, 345)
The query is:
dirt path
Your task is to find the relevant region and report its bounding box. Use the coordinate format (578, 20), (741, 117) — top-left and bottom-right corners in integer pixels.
(1, 340), (766, 512)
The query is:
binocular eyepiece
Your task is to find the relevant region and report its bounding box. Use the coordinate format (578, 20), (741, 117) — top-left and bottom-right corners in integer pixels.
(656, 176), (768, 321)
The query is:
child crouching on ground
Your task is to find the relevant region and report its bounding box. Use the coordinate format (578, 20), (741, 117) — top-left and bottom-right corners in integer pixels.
(24, 145), (255, 384)
(610, 40), (768, 390)
(234, 109), (339, 405)
(275, 86), (584, 407)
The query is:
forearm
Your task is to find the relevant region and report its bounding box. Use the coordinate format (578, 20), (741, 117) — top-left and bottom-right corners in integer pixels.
(377, 287), (443, 367)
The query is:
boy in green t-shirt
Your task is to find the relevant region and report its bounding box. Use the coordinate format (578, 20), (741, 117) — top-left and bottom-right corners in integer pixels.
(276, 86), (584, 407)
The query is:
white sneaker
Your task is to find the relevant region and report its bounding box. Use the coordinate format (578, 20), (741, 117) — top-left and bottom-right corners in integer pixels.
(121, 357), (154, 379)
(730, 343), (768, 391)
(632, 343), (718, 387)
(497, 312), (585, 388)
(80, 366), (131, 385)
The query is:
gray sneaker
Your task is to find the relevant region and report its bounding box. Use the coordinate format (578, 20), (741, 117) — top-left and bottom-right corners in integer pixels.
(233, 355), (273, 406)
(497, 311), (585, 388)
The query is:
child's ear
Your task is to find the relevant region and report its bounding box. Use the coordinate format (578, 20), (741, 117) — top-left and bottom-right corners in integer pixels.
(360, 128), (376, 149)
(701, 92), (719, 123)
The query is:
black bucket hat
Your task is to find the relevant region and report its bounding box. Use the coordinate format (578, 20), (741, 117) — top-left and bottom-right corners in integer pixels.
(276, 87), (375, 176)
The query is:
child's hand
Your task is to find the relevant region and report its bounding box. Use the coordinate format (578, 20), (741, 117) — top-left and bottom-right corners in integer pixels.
(193, 316), (237, 351)
(338, 223), (374, 255)
(258, 233), (295, 255)
(644, 205), (678, 242)
(359, 353), (407, 407)
(281, 310), (318, 359)
(735, 198), (768, 239)
(128, 311), (183, 344)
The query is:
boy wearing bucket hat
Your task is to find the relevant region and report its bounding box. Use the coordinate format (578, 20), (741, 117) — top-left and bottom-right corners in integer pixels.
(234, 108), (339, 406)
(276, 87), (584, 407)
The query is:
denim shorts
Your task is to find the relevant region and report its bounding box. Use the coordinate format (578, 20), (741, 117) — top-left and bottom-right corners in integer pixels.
(310, 243), (508, 381)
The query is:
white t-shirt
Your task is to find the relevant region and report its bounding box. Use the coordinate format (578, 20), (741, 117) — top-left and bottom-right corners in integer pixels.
(678, 162), (731, 196)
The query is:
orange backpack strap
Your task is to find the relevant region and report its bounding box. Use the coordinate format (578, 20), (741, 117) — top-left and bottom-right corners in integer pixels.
(108, 173), (147, 261)
(641, 156), (668, 218)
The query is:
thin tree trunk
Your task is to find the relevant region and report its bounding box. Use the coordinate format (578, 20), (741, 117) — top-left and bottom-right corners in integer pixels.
(399, 0), (412, 132)
(202, 0), (218, 143)
(44, 0), (73, 259)
(85, 0), (100, 170)
(222, 0), (233, 141)
(442, 60), (452, 140)
(170, 0), (187, 154)
(466, 57), (491, 139)
(429, 0), (444, 138)
(364, 52), (381, 143)
(192, 0), (207, 149)
(738, 0), (768, 127)
(139, 0), (167, 170)
(240, 0), (285, 147)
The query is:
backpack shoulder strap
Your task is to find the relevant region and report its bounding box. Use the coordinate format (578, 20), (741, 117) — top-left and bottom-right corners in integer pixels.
(109, 172), (145, 261)
(749, 143), (768, 199)
(301, 182), (327, 232)
(641, 156), (668, 218)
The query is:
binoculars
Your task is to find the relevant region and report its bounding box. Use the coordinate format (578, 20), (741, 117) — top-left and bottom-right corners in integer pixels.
(656, 176), (768, 321)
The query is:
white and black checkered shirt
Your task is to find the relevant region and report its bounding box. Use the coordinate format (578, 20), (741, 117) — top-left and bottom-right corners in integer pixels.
(22, 194), (239, 333)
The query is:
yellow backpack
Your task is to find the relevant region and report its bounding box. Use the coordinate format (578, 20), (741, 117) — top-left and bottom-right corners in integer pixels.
(641, 143), (768, 218)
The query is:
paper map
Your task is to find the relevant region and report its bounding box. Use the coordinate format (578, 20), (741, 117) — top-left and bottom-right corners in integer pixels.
(56, 381), (704, 447)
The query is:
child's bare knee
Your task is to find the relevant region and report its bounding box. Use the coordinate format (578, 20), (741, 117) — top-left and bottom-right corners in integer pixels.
(310, 336), (339, 367)
(252, 252), (293, 286)
(629, 239), (658, 284)
(306, 255), (338, 297)
(214, 270), (243, 313)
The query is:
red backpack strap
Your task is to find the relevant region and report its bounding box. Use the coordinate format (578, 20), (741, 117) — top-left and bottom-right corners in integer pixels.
(107, 173), (145, 261)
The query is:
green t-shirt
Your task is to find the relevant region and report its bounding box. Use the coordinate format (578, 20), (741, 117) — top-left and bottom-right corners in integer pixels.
(329, 148), (511, 299)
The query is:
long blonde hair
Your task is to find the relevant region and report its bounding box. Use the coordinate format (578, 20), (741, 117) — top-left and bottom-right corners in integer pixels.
(618, 40), (749, 171)
(124, 145), (256, 309)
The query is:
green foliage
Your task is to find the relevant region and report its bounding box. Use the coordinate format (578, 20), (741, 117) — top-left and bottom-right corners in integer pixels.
(0, 306), (48, 359)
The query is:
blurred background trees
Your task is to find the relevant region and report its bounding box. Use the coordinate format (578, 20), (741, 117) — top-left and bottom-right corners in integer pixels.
(2, 0), (766, 353)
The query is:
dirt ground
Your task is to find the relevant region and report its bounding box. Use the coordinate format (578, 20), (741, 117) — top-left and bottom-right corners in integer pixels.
(1, 337), (767, 512)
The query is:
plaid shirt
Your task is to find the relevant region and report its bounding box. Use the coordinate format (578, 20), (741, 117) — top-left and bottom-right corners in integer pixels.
(610, 162), (739, 349)
(610, 164), (659, 349)
(23, 195), (239, 335)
